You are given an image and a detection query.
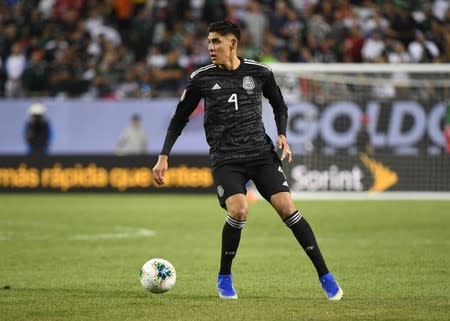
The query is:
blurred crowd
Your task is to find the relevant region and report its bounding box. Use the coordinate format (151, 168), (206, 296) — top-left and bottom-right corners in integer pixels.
(0, 0), (449, 99)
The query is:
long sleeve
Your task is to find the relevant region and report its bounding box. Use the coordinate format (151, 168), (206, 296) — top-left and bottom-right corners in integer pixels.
(160, 83), (202, 155)
(262, 71), (288, 136)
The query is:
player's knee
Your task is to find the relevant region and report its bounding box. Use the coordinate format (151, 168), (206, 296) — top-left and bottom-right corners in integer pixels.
(276, 207), (296, 220)
(270, 192), (296, 219)
(225, 194), (248, 221)
(228, 205), (248, 221)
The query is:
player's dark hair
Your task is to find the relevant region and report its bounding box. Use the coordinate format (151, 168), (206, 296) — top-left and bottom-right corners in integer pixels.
(208, 20), (241, 41)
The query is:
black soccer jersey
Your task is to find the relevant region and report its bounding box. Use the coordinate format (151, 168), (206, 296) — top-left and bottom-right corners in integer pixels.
(161, 57), (288, 168)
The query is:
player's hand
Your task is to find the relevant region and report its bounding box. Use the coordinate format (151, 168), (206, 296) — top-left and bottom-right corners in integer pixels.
(152, 155), (169, 185)
(277, 134), (293, 163)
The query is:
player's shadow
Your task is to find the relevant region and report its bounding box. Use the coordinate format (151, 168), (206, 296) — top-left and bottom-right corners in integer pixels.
(3, 286), (335, 301)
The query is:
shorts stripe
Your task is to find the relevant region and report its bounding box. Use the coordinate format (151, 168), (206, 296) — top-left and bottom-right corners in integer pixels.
(226, 215), (246, 229)
(284, 211), (302, 227)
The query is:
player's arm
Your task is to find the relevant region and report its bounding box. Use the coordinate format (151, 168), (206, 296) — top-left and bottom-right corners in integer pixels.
(152, 84), (202, 185)
(262, 71), (293, 162)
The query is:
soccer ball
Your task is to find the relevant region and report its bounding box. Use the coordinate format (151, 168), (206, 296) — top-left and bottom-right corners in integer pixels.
(140, 258), (176, 294)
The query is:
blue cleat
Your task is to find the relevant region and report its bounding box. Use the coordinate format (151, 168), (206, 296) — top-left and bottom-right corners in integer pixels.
(217, 274), (238, 299)
(319, 272), (343, 301)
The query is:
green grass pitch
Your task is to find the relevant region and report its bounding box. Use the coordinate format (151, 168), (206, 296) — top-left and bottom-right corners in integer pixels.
(0, 194), (449, 321)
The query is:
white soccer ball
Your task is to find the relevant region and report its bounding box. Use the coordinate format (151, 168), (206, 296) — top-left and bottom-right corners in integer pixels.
(140, 258), (176, 294)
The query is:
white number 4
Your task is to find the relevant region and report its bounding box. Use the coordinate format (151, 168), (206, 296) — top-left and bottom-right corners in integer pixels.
(228, 93), (238, 110)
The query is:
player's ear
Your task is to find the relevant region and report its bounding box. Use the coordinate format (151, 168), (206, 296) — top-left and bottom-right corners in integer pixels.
(230, 38), (238, 50)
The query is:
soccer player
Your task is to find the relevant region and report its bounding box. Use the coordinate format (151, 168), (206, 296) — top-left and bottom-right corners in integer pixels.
(152, 20), (343, 301)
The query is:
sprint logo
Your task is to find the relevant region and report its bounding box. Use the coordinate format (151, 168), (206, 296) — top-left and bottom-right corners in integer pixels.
(360, 153), (398, 192)
(290, 156), (398, 192)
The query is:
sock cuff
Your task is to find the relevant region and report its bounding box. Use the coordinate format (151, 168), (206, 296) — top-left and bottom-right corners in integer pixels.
(284, 210), (302, 228)
(226, 215), (246, 229)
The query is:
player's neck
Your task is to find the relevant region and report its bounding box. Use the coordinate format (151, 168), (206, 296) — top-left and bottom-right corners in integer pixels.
(218, 55), (241, 71)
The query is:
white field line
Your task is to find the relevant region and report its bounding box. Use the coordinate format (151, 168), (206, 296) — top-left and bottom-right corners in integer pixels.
(0, 226), (155, 241)
(68, 228), (155, 240)
(249, 191), (450, 201)
(290, 192), (450, 200)
(317, 237), (450, 246)
(0, 220), (67, 228)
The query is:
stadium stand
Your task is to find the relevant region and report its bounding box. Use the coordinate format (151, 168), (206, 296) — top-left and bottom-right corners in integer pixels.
(0, 0), (449, 99)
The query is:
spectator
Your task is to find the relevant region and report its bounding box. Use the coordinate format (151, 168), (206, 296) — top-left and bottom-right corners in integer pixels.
(360, 8), (389, 36)
(115, 69), (139, 99)
(224, 1), (246, 27)
(313, 35), (338, 62)
(342, 25), (365, 62)
(4, 42), (26, 97)
(48, 48), (76, 97)
(386, 40), (411, 63)
(24, 103), (52, 156)
(93, 42), (124, 98)
(151, 49), (185, 97)
(111, 0), (134, 45)
(281, 8), (304, 46)
(383, 2), (417, 46)
(334, 0), (354, 27)
(432, 0), (449, 23)
(137, 72), (153, 98)
(116, 113), (147, 155)
(243, 0), (267, 52)
(268, 0), (290, 41)
(38, 0), (55, 19)
(307, 8), (332, 43)
(201, 0), (227, 23)
(361, 29), (386, 62)
(0, 24), (19, 63)
(53, 0), (84, 21)
(146, 45), (166, 70)
(127, 8), (153, 61)
(408, 30), (440, 63)
(22, 49), (50, 96)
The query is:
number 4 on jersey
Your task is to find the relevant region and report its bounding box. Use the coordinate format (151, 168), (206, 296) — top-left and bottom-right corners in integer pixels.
(228, 93), (238, 110)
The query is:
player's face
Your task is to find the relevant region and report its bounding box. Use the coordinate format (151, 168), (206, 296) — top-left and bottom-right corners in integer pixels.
(207, 32), (236, 66)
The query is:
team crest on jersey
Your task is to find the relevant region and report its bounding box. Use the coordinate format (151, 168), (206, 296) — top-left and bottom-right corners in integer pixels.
(242, 76), (255, 93)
